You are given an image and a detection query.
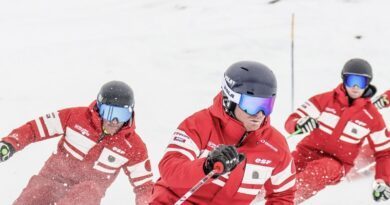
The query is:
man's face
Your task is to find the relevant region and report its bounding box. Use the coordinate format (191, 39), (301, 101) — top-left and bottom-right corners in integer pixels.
(102, 119), (125, 135)
(343, 74), (368, 99)
(234, 106), (265, 132)
(98, 103), (132, 135)
(345, 86), (365, 99)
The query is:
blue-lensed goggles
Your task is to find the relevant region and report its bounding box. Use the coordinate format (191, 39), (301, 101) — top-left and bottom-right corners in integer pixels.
(98, 104), (132, 123)
(238, 94), (275, 116)
(344, 74), (368, 89)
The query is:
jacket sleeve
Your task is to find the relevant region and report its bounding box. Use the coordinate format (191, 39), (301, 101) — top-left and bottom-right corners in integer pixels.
(123, 134), (154, 205)
(264, 150), (296, 205)
(158, 116), (208, 189)
(365, 113), (390, 183)
(285, 95), (323, 134)
(1, 108), (72, 152)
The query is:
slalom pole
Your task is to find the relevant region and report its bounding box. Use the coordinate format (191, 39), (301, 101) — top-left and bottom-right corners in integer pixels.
(174, 162), (224, 205)
(286, 129), (302, 140)
(291, 13), (295, 113)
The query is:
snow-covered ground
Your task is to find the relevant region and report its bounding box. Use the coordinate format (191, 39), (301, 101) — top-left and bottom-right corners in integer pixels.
(0, 0), (389, 204)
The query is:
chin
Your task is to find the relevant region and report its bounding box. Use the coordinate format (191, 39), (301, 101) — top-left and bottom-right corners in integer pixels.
(246, 126), (260, 132)
(351, 94), (361, 99)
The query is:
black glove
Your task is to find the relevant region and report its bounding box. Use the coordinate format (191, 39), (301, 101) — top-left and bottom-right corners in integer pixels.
(296, 116), (318, 134)
(373, 95), (389, 109)
(0, 141), (14, 162)
(373, 179), (390, 202)
(203, 145), (245, 176)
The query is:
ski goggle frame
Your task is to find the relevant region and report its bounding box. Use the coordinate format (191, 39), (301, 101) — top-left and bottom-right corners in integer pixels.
(98, 103), (133, 123)
(222, 78), (276, 116)
(344, 74), (369, 89)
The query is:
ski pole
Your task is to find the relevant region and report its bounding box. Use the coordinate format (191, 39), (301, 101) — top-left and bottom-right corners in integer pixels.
(174, 162), (224, 205)
(286, 129), (302, 139)
(356, 162), (376, 174)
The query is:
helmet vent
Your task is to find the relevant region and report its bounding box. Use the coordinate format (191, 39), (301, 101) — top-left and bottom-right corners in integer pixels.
(247, 91), (254, 95)
(240, 67), (249, 71)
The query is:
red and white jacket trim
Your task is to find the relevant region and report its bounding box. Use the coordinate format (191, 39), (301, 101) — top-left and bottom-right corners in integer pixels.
(35, 112), (64, 138)
(165, 129), (200, 161)
(370, 128), (390, 152)
(93, 148), (129, 174)
(63, 127), (96, 160)
(127, 159), (153, 187)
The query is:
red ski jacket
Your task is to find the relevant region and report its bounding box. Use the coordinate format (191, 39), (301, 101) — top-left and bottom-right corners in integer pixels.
(2, 101), (153, 205)
(285, 84), (390, 183)
(151, 93), (296, 205)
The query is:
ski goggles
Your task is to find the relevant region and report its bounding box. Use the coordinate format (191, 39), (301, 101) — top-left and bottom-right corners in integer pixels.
(222, 78), (275, 116)
(344, 74), (369, 89)
(98, 104), (132, 123)
(238, 94), (275, 116)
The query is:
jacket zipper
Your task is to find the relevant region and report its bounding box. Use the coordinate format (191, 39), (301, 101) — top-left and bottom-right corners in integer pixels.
(98, 132), (106, 142)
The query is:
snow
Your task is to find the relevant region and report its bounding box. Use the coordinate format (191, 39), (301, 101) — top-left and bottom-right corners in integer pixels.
(0, 0), (389, 204)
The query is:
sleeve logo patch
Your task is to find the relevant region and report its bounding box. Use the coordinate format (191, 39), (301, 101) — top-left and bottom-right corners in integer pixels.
(173, 136), (186, 143)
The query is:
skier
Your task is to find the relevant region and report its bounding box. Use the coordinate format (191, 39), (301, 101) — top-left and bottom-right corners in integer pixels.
(150, 61), (296, 205)
(284, 58), (390, 203)
(373, 90), (390, 109)
(0, 81), (153, 205)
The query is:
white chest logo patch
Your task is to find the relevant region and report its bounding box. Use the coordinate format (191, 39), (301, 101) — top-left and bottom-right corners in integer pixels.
(354, 120), (367, 127)
(255, 158), (272, 165)
(74, 124), (90, 136)
(113, 147), (125, 154)
(325, 107), (337, 114)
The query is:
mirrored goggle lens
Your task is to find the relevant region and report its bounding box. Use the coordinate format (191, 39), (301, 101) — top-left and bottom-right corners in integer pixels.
(99, 104), (132, 123)
(344, 74), (368, 89)
(238, 94), (275, 116)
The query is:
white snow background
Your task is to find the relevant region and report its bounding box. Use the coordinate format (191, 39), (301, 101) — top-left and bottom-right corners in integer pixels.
(0, 0), (389, 204)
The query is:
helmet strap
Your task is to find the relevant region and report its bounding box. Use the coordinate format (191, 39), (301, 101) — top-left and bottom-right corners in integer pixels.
(222, 94), (237, 118)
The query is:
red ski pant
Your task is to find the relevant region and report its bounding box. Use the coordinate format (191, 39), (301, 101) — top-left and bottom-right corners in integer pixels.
(13, 174), (104, 205)
(293, 148), (345, 204)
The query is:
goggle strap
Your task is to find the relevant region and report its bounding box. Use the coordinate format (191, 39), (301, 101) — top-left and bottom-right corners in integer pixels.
(221, 77), (241, 104)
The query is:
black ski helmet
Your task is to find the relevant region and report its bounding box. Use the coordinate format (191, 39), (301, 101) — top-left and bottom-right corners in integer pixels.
(222, 61), (277, 115)
(97, 81), (134, 109)
(341, 58), (373, 83)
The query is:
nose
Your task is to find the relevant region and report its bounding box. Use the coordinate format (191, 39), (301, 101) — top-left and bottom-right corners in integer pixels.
(110, 118), (119, 125)
(352, 85), (361, 90)
(257, 111), (265, 118)
(251, 111), (265, 118)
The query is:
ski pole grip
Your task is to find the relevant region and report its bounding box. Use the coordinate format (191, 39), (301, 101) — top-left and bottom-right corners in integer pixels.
(213, 161), (224, 174)
(286, 129), (303, 139)
(294, 128), (302, 135)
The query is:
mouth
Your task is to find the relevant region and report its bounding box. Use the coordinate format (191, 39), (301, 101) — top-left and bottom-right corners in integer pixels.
(250, 119), (261, 123)
(352, 91), (360, 95)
